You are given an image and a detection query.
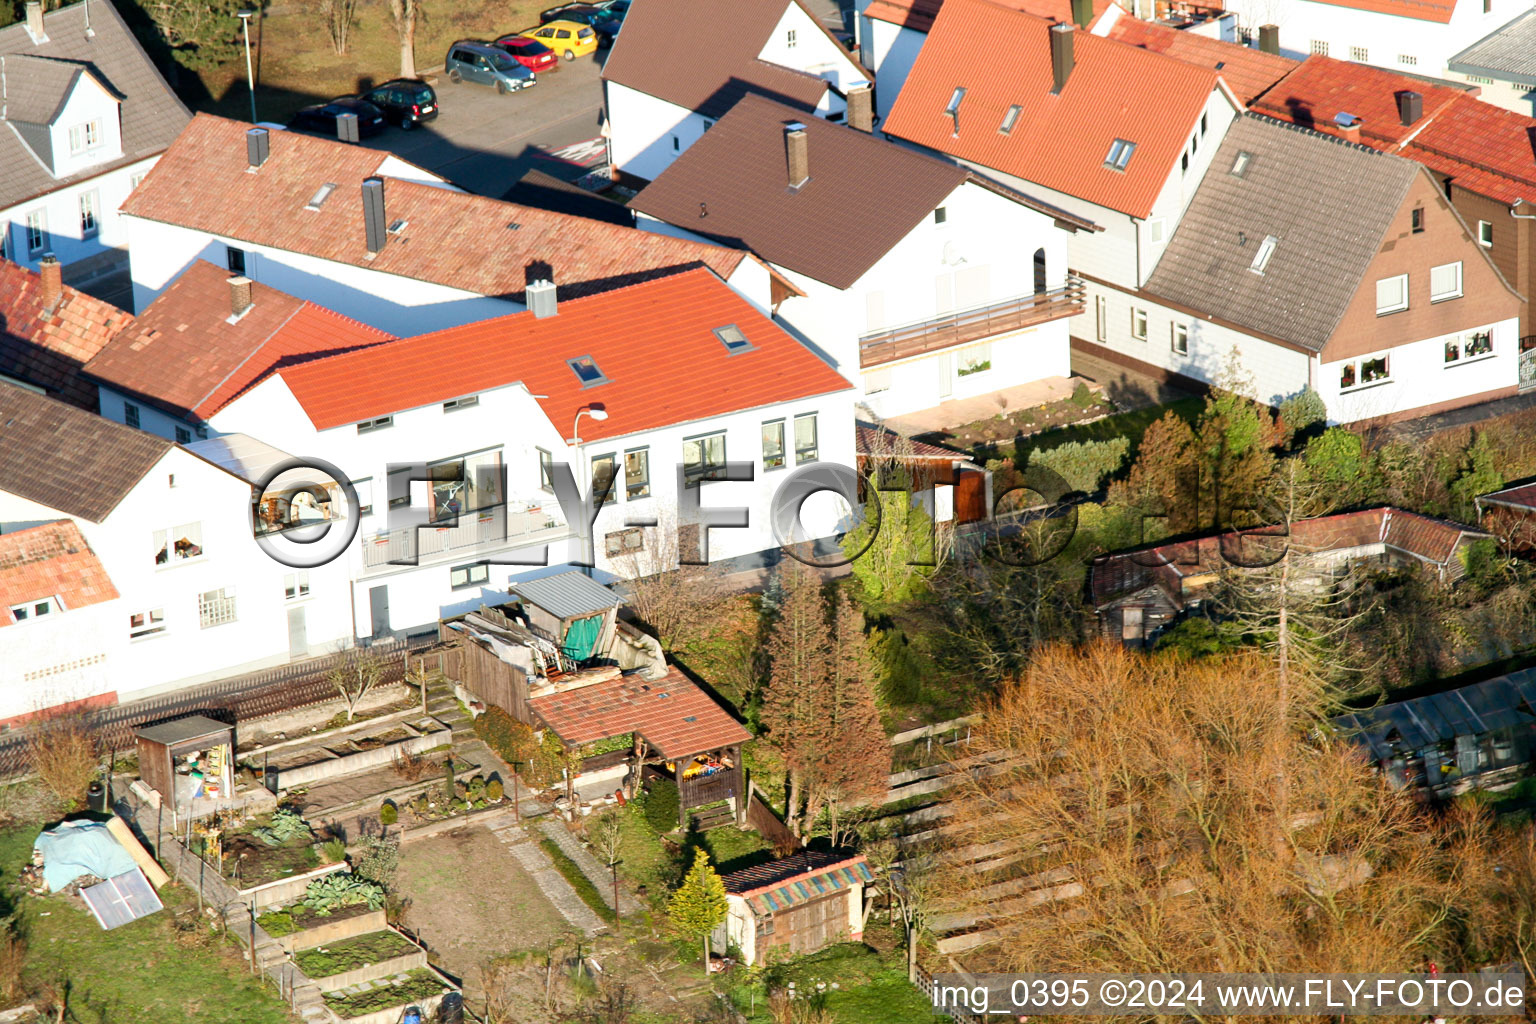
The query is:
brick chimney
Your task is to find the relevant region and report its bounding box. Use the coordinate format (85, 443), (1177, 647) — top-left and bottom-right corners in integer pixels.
(228, 276), (253, 320)
(1258, 24), (1279, 54)
(38, 253), (62, 313)
(846, 85), (874, 133)
(1050, 23), (1074, 95)
(1334, 112), (1363, 144)
(24, 1), (47, 44)
(1396, 90), (1423, 126)
(785, 123), (809, 189)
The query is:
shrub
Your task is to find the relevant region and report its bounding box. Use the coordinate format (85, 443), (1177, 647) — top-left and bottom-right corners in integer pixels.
(468, 775), (486, 800)
(1070, 381), (1095, 408)
(1279, 387), (1328, 439)
(352, 834), (400, 888)
(379, 801), (398, 826)
(391, 747), (433, 781)
(1029, 437), (1130, 495)
(641, 778), (680, 834)
(443, 756), (456, 801)
(486, 779), (504, 803)
(25, 714), (99, 811)
(303, 874), (384, 916)
(322, 839), (347, 863)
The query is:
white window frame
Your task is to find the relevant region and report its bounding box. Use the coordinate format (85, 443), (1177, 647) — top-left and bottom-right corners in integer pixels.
(154, 522), (205, 567)
(357, 415), (393, 434)
(1094, 294), (1107, 342)
(79, 189), (100, 238)
(1339, 354), (1392, 392)
(1447, 330), (1495, 365)
(762, 419), (787, 471)
(591, 451), (618, 506)
(1171, 323), (1189, 355)
(623, 447), (651, 500)
(129, 607), (166, 639)
(1430, 261), (1463, 302)
(284, 571), (311, 601)
(957, 342), (992, 377)
(786, 28), (797, 47)
(442, 395), (479, 412)
(1148, 218), (1166, 244)
(449, 562), (489, 590)
(1250, 234), (1278, 274)
(9, 597), (58, 622)
(682, 431), (726, 487)
(794, 413), (819, 464)
(25, 210), (46, 256)
(1131, 307), (1148, 341)
(198, 587), (238, 629)
(1478, 220), (1494, 247)
(537, 447), (554, 492)
(1375, 274), (1409, 315)
(68, 120), (101, 155)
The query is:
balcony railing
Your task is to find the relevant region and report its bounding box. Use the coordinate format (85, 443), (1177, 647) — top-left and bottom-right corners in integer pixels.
(361, 501), (568, 571)
(859, 275), (1086, 368)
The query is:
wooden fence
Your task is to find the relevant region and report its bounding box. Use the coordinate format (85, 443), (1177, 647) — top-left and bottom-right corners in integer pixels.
(745, 783), (799, 853)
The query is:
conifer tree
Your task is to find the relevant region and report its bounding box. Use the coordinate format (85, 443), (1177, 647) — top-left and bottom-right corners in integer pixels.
(812, 592), (890, 846)
(668, 849), (728, 975)
(762, 559), (833, 836)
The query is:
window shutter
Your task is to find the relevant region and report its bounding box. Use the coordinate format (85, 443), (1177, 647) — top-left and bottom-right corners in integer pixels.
(1375, 276), (1404, 311)
(1431, 262), (1461, 299)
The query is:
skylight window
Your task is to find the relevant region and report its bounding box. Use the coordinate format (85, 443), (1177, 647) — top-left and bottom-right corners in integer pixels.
(945, 87), (966, 115)
(567, 355), (609, 387)
(713, 324), (754, 354)
(999, 105), (1022, 135)
(1250, 234), (1278, 275)
(1104, 139), (1136, 171)
(305, 183), (338, 210)
(388, 219), (408, 234)
(1231, 150), (1253, 177)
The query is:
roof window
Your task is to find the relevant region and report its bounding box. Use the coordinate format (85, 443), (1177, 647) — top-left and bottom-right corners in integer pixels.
(1104, 138), (1136, 171)
(999, 104), (1022, 135)
(713, 324), (754, 354)
(305, 183), (338, 210)
(388, 219), (408, 234)
(568, 355), (609, 387)
(1230, 150), (1253, 177)
(945, 87), (966, 115)
(1250, 235), (1278, 275)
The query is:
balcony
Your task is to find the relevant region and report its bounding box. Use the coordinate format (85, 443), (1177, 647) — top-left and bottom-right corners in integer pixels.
(361, 500), (569, 573)
(859, 275), (1086, 369)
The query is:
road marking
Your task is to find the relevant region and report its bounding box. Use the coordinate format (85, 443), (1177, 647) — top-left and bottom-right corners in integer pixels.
(534, 136), (607, 165)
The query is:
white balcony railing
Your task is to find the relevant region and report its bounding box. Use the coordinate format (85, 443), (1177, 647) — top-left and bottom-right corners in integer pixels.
(361, 501), (569, 572)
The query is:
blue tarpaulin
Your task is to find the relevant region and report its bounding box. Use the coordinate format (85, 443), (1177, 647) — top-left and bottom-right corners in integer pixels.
(34, 820), (137, 893)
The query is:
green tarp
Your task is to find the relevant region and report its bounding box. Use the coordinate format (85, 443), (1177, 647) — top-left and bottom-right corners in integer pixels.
(561, 613), (603, 661)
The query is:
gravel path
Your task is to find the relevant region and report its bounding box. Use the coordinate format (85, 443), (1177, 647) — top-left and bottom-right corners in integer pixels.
(537, 819), (642, 917)
(489, 819), (606, 936)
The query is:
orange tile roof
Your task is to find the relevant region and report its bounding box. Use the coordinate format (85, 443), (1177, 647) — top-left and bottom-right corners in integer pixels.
(882, 0), (1222, 219)
(122, 115), (749, 304)
(84, 260), (393, 422)
(1308, 0), (1455, 22)
(528, 666), (751, 760)
(1106, 17), (1298, 105)
(863, 0), (1111, 33)
(0, 258), (133, 410)
(0, 521), (118, 626)
(1249, 56), (1536, 204)
(277, 267), (853, 437)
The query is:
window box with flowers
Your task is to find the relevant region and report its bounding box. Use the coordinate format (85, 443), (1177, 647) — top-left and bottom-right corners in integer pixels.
(1339, 355), (1391, 392)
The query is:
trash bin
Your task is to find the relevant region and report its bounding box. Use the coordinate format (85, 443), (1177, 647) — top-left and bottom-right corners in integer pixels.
(437, 993), (464, 1024)
(86, 781), (108, 814)
(400, 1007), (422, 1024)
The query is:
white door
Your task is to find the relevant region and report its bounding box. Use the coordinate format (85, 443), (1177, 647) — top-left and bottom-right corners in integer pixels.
(937, 352), (953, 399)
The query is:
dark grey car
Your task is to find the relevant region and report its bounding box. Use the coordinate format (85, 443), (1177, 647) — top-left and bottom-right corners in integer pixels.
(444, 42), (537, 93)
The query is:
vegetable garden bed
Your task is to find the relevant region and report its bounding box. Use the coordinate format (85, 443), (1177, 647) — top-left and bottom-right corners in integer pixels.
(294, 930), (419, 978)
(323, 968), (449, 1019)
(188, 807), (321, 887)
(257, 899), (376, 938)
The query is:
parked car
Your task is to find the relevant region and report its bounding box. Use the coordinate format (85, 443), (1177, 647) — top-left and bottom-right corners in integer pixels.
(520, 20), (600, 60)
(539, 4), (621, 44)
(289, 97), (387, 138)
(362, 79), (438, 131)
(491, 35), (560, 73)
(444, 41), (537, 92)
(596, 0), (630, 16)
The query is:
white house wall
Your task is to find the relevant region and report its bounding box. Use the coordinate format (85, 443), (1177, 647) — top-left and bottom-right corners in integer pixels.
(1137, 90), (1240, 286)
(758, 3), (866, 92)
(0, 601), (120, 721)
(1, 155), (158, 276)
(859, 18), (924, 121)
(1441, 72), (1536, 116)
(1320, 316), (1521, 423)
(45, 74), (125, 182)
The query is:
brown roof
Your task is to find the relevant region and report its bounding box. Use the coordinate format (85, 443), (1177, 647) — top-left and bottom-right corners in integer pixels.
(0, 520), (117, 626)
(0, 0), (190, 209)
(855, 421), (966, 460)
(501, 169), (635, 226)
(528, 666), (751, 760)
(85, 259), (393, 422)
(122, 115), (750, 304)
(631, 94), (1092, 289)
(1478, 481), (1536, 512)
(0, 382), (172, 523)
(0, 258), (133, 410)
(1106, 17), (1298, 106)
(601, 0), (867, 120)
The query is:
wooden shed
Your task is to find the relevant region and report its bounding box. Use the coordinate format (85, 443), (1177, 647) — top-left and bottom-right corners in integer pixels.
(135, 715), (234, 817)
(721, 851), (874, 966)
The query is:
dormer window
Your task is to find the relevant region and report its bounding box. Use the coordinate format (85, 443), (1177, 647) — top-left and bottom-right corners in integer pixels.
(999, 105), (1022, 135)
(568, 355), (609, 387)
(1104, 138), (1136, 171)
(68, 120), (101, 155)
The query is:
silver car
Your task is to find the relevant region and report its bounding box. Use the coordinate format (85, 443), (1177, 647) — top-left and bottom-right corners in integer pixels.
(444, 42), (536, 93)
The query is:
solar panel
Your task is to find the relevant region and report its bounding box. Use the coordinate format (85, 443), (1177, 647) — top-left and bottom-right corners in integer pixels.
(82, 869), (163, 930)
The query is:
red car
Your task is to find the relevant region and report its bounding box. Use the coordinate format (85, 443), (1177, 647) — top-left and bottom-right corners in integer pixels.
(492, 35), (559, 72)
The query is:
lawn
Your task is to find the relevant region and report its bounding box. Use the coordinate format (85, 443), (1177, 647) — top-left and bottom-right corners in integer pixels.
(189, 0), (548, 123)
(722, 939), (946, 1024)
(0, 824), (293, 1024)
(612, 804), (774, 905)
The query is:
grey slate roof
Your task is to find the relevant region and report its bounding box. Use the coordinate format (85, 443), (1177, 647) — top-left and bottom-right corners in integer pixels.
(2, 54), (83, 125)
(134, 714), (231, 746)
(0, 0), (190, 210)
(0, 380), (172, 523)
(1448, 9), (1536, 86)
(511, 570), (621, 620)
(1144, 115), (1419, 353)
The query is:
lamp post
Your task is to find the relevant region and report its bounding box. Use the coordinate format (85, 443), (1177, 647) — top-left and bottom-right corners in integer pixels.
(237, 10), (257, 124)
(567, 404), (609, 446)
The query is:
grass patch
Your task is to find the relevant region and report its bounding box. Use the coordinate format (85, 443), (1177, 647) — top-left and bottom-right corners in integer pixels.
(294, 929), (419, 978)
(723, 939), (945, 1024)
(323, 967), (447, 1019)
(1013, 395), (1204, 463)
(538, 838), (618, 923)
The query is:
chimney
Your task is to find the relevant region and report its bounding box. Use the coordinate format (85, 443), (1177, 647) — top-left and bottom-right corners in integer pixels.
(228, 276), (253, 320)
(527, 279), (557, 318)
(361, 177), (387, 255)
(1335, 114), (1362, 143)
(846, 84), (874, 133)
(1396, 90), (1423, 126)
(1258, 24), (1279, 54)
(246, 127), (270, 170)
(785, 123), (809, 189)
(24, 1), (46, 44)
(1050, 23), (1074, 95)
(1070, 0), (1093, 29)
(336, 112), (360, 144)
(38, 253), (62, 312)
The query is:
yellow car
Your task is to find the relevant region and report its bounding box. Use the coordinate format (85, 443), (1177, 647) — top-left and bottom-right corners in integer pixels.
(519, 21), (598, 61)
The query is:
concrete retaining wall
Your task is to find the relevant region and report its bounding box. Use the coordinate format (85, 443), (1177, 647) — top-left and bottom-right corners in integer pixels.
(276, 908), (388, 955)
(241, 860), (351, 912)
(276, 729), (451, 789)
(326, 968), (455, 1024)
(313, 947), (429, 992)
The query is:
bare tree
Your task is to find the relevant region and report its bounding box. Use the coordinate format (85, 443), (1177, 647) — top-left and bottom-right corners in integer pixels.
(586, 809), (626, 920)
(327, 647), (385, 721)
(318, 0), (360, 55)
(26, 711), (99, 812)
(386, 0), (419, 79)
(889, 849), (938, 983)
(612, 509), (735, 652)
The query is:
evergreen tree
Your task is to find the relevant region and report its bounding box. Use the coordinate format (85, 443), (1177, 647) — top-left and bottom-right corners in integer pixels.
(668, 849), (728, 976)
(761, 559), (833, 836)
(811, 592), (890, 846)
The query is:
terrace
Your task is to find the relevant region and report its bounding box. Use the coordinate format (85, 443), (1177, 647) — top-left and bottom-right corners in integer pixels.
(858, 275), (1086, 369)
(359, 499), (569, 572)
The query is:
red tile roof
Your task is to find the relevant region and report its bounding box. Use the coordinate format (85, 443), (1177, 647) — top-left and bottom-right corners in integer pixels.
(1308, 0), (1455, 22)
(1249, 56), (1536, 205)
(0, 258), (133, 410)
(0, 521), (118, 626)
(882, 0), (1224, 219)
(84, 260), (393, 421)
(1477, 481), (1536, 512)
(855, 421), (964, 460)
(863, 0), (1111, 33)
(278, 267), (853, 437)
(1106, 17), (1298, 106)
(122, 115), (750, 304)
(528, 666), (751, 760)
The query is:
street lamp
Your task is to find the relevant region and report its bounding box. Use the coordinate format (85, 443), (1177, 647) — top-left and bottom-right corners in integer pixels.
(237, 10), (257, 125)
(567, 404), (608, 445)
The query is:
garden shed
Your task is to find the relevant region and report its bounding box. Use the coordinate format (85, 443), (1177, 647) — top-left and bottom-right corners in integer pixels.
(721, 851), (874, 966)
(508, 571), (621, 661)
(135, 715), (234, 816)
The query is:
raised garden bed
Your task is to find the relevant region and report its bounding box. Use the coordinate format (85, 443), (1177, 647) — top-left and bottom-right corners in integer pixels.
(188, 808), (322, 887)
(258, 899), (377, 938)
(295, 929), (419, 978)
(323, 967), (449, 1020)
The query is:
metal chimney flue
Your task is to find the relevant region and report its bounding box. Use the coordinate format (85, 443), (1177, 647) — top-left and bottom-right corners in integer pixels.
(1258, 24), (1279, 54)
(527, 279), (557, 318)
(246, 127), (270, 170)
(361, 177), (387, 255)
(337, 112), (360, 144)
(785, 123), (809, 189)
(1396, 90), (1423, 126)
(1050, 23), (1074, 94)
